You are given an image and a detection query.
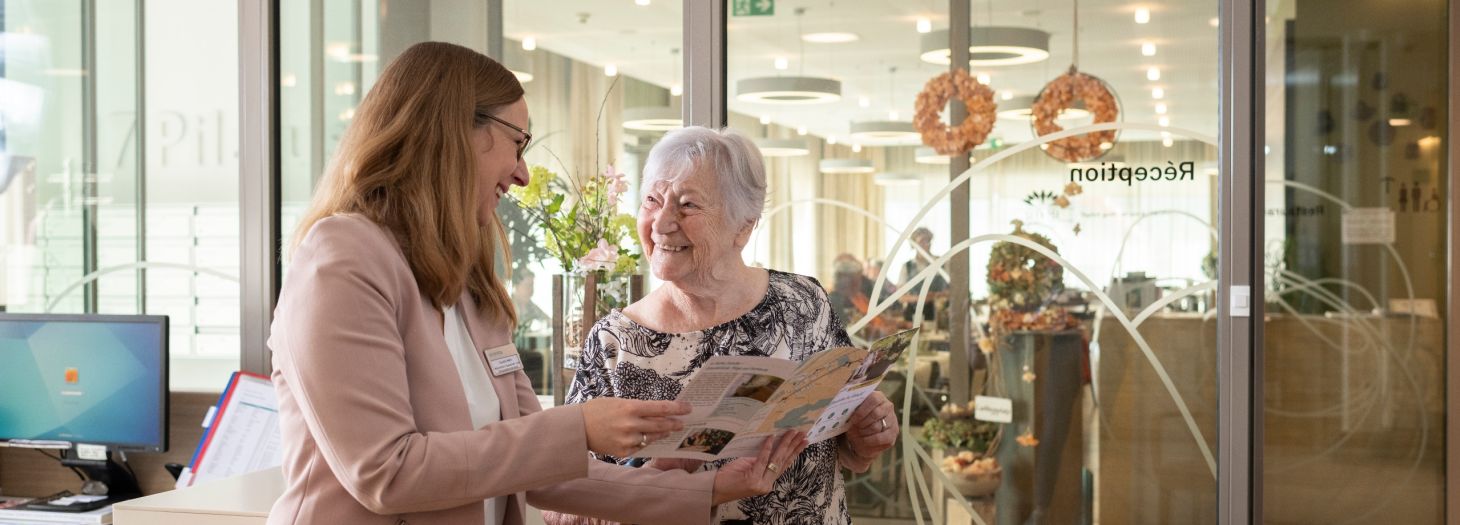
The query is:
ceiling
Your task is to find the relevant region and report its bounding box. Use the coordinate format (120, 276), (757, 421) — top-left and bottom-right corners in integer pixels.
(506, 0), (1221, 145)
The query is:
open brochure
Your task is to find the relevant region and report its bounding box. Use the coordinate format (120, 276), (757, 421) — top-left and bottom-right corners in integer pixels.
(630, 327), (919, 460)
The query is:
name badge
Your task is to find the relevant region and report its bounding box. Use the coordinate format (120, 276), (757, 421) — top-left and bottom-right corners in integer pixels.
(483, 343), (524, 376)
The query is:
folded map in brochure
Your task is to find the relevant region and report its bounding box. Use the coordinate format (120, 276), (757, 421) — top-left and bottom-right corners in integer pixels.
(630, 327), (919, 460)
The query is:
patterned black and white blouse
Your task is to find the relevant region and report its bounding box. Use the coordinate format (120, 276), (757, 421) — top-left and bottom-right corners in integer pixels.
(568, 270), (855, 525)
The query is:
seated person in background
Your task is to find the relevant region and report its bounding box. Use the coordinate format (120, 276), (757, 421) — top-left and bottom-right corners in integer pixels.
(511, 268), (549, 330)
(828, 255), (905, 340)
(899, 227), (948, 323)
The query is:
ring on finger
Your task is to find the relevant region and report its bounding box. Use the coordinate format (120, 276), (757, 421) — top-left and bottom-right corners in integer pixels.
(879, 417), (888, 431)
(766, 462), (778, 473)
(639, 433), (649, 448)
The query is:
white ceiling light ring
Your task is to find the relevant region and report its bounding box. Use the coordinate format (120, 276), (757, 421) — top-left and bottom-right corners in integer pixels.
(874, 172), (923, 186)
(919, 27), (1052, 67)
(996, 95), (1090, 121)
(915, 146), (951, 165)
(849, 121), (919, 142)
(818, 158), (875, 174)
(754, 138), (811, 157)
(622, 106), (684, 131)
(736, 76), (843, 104)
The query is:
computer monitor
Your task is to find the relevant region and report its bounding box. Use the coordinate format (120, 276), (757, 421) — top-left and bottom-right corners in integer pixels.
(0, 313), (169, 452)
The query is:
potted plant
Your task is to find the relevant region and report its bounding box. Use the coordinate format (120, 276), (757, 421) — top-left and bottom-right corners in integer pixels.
(920, 400), (1002, 497)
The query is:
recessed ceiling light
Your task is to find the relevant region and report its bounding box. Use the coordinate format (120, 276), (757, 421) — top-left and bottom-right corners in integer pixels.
(916, 18), (933, 34)
(920, 27), (1051, 67)
(828, 136), (838, 145)
(1159, 116), (1170, 127)
(802, 32), (860, 43)
(604, 64), (618, 77)
(636, 0), (650, 5)
(797, 126), (808, 136)
(622, 106), (683, 131)
(819, 158), (875, 174)
(1163, 136), (1175, 147)
(1147, 67), (1161, 81)
(977, 72), (992, 84)
(737, 76), (842, 104)
(670, 84), (683, 96)
(852, 144), (863, 153)
(760, 115), (772, 125)
(522, 37), (537, 51)
(858, 96), (871, 108)
(1152, 87), (1165, 99)
(1135, 8), (1151, 24)
(1155, 103), (1167, 114)
(755, 138), (810, 157)
(888, 110), (899, 120)
(1001, 90), (1015, 101)
(1141, 42), (1157, 56)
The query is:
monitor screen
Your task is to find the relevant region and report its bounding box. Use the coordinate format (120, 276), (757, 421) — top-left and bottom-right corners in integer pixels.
(0, 314), (168, 452)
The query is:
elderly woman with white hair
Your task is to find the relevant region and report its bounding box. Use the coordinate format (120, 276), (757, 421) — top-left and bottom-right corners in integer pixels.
(563, 126), (899, 524)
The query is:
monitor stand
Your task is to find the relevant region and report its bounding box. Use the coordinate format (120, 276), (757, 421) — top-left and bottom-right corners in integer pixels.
(22, 451), (141, 513)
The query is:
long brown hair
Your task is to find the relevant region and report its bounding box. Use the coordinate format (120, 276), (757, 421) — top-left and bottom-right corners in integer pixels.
(293, 41), (520, 323)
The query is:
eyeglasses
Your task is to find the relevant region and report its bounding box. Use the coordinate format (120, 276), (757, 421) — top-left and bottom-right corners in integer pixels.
(481, 113), (532, 161)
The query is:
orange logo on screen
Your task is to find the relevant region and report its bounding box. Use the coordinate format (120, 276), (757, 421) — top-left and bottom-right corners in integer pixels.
(64, 368), (79, 384)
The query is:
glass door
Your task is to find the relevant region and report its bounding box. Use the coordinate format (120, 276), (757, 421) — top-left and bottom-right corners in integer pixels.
(1260, 0), (1449, 522)
(726, 1), (1221, 523)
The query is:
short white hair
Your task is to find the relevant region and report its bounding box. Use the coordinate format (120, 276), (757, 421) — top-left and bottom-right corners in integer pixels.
(641, 126), (767, 226)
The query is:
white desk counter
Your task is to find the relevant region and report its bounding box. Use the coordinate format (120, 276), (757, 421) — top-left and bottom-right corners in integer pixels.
(111, 468), (281, 525)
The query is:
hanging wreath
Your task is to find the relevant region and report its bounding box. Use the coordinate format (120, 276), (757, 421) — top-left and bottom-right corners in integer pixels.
(1032, 68), (1120, 163)
(987, 221), (1064, 312)
(914, 69), (996, 155)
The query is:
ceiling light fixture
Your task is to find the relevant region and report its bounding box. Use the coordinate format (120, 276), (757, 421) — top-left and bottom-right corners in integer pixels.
(802, 32), (860, 43)
(919, 27), (1052, 67)
(1152, 87), (1164, 99)
(736, 76), (842, 104)
(604, 64), (618, 77)
(1155, 103), (1167, 114)
(671, 84), (683, 96)
(828, 136), (838, 145)
(850, 121), (919, 142)
(621, 106), (683, 131)
(522, 37), (537, 51)
(760, 115), (772, 125)
(916, 18), (933, 34)
(1135, 8), (1151, 24)
(859, 96), (871, 108)
(797, 126), (808, 136)
(1159, 116), (1170, 127)
(754, 138), (810, 157)
(739, 8), (841, 105)
(977, 72), (992, 84)
(774, 57), (789, 70)
(1141, 42), (1156, 56)
(874, 172), (923, 186)
(915, 147), (952, 165)
(852, 144), (863, 153)
(636, 0), (650, 5)
(819, 158), (875, 174)
(1146, 67), (1161, 81)
(997, 95), (1090, 120)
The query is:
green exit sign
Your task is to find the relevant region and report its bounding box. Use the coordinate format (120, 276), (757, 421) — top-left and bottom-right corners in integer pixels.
(733, 0), (774, 17)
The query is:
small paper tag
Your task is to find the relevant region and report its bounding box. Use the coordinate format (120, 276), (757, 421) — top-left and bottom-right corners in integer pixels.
(76, 443), (107, 461)
(974, 396), (1013, 423)
(483, 343), (524, 376)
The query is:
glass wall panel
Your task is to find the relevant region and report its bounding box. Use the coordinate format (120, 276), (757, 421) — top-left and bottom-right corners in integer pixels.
(729, 1), (1220, 523)
(1261, 0), (1448, 522)
(0, 0), (241, 391)
(279, 0), (686, 397)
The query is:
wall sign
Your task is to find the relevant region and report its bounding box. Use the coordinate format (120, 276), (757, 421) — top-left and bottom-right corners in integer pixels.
(1069, 161), (1197, 185)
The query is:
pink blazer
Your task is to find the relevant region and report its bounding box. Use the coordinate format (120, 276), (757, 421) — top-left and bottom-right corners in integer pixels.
(268, 214), (716, 525)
